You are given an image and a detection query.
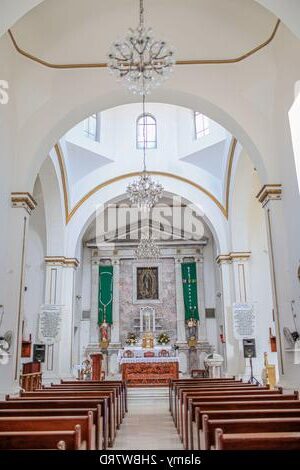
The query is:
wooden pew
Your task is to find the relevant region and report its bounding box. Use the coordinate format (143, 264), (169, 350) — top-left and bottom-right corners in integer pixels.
(203, 417), (300, 450)
(0, 425), (84, 450)
(0, 399), (108, 449)
(20, 389), (119, 431)
(44, 385), (124, 424)
(172, 381), (255, 425)
(60, 380), (128, 414)
(195, 407), (300, 450)
(182, 388), (284, 448)
(179, 391), (299, 449)
(0, 408), (100, 448)
(0, 414), (94, 449)
(215, 429), (300, 450)
(169, 378), (239, 416)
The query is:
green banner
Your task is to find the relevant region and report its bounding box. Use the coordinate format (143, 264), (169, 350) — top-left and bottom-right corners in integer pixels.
(181, 262), (199, 321)
(98, 265), (113, 324)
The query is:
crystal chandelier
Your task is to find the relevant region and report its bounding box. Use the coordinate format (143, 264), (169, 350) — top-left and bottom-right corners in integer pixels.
(108, 0), (176, 95)
(127, 172), (163, 210)
(135, 236), (161, 260)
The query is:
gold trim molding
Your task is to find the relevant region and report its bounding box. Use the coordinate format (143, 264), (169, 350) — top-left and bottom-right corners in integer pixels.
(8, 20), (280, 70)
(11, 192), (37, 214)
(44, 256), (79, 268)
(256, 184), (282, 207)
(216, 251), (251, 264)
(55, 138), (237, 224)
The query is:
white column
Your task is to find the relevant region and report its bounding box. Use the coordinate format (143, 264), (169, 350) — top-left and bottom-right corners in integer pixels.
(216, 255), (240, 376)
(43, 257), (79, 380)
(175, 256), (186, 343)
(0, 193), (37, 395)
(110, 258), (120, 345)
(195, 254), (207, 341)
(231, 253), (251, 303)
(257, 184), (298, 388)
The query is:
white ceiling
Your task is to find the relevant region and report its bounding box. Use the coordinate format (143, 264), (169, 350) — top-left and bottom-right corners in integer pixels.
(11, 0), (276, 63)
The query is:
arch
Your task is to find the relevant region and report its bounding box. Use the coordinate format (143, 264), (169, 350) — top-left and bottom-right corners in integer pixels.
(23, 87), (268, 192)
(65, 177), (229, 260)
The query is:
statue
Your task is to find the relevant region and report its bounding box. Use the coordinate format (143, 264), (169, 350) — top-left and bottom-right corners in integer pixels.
(81, 359), (92, 381)
(99, 321), (109, 349)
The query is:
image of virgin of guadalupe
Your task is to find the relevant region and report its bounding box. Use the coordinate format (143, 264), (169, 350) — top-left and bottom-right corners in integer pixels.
(137, 267), (159, 300)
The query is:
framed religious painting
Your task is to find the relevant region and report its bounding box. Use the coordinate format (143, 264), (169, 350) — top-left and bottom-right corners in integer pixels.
(133, 262), (162, 304)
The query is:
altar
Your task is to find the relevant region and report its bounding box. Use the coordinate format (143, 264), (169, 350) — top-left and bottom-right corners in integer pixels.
(120, 356), (179, 386)
(117, 345), (173, 361)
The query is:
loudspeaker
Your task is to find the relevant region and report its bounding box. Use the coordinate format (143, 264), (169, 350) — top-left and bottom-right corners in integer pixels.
(33, 344), (46, 363)
(243, 338), (256, 358)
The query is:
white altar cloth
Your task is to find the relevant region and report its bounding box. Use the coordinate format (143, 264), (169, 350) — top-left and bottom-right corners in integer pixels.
(118, 345), (173, 362)
(120, 357), (179, 365)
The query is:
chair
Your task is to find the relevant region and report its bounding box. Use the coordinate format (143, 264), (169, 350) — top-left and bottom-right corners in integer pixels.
(191, 368), (209, 378)
(158, 349), (170, 357)
(123, 350), (134, 358)
(144, 351), (155, 357)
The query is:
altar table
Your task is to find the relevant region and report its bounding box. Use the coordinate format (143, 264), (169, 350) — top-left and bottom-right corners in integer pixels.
(120, 357), (179, 386)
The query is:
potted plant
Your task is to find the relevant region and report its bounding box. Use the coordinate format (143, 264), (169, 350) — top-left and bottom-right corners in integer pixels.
(126, 332), (138, 346)
(157, 332), (170, 346)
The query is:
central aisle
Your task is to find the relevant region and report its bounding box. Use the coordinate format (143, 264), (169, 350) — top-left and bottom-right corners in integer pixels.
(114, 388), (183, 450)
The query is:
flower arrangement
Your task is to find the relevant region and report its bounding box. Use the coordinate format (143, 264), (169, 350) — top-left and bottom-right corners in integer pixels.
(157, 332), (170, 346)
(126, 332), (138, 346)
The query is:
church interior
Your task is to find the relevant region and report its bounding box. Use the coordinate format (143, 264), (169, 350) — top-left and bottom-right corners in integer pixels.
(1, 0), (300, 453)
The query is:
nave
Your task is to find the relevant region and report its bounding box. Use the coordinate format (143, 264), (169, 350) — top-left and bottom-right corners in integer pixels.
(114, 388), (183, 450)
(1, 377), (300, 450)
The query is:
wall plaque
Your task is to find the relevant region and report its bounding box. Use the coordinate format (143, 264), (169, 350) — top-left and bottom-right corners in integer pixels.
(38, 305), (62, 344)
(233, 303), (256, 340)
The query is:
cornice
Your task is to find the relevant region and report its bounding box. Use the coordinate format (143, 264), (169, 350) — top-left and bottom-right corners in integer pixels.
(44, 256), (79, 268)
(11, 192), (37, 214)
(216, 251), (251, 264)
(256, 184), (282, 207)
(7, 20), (280, 70)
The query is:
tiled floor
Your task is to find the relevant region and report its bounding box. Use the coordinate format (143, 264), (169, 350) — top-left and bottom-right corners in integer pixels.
(114, 389), (183, 450)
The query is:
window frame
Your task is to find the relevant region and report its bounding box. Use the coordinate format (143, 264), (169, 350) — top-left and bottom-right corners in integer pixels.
(194, 111), (210, 140)
(83, 113), (101, 142)
(136, 113), (157, 150)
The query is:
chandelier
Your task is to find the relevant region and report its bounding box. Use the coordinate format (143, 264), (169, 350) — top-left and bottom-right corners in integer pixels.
(127, 172), (163, 210)
(135, 236), (161, 260)
(108, 0), (176, 95)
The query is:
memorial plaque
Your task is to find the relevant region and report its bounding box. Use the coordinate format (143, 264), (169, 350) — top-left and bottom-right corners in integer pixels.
(38, 305), (62, 344)
(233, 303), (256, 340)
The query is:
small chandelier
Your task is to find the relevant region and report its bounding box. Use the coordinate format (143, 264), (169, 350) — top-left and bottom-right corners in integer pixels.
(127, 172), (163, 210)
(135, 236), (160, 260)
(108, 0), (176, 95)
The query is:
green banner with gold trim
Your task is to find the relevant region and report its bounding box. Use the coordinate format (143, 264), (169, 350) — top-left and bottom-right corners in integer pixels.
(98, 265), (113, 324)
(181, 262), (199, 321)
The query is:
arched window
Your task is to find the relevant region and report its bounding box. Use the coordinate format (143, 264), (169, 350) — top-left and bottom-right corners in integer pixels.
(194, 112), (210, 139)
(83, 113), (101, 141)
(136, 114), (157, 149)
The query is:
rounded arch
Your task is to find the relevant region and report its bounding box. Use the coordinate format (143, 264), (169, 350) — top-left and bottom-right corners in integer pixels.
(39, 156), (65, 255)
(23, 87), (268, 191)
(65, 176), (229, 260)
